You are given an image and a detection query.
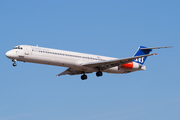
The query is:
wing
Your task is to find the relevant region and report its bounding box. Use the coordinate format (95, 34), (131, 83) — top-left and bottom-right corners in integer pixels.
(82, 53), (157, 70)
(56, 68), (92, 77)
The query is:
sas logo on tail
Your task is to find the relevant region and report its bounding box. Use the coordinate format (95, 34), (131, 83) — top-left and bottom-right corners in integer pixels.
(134, 57), (144, 63)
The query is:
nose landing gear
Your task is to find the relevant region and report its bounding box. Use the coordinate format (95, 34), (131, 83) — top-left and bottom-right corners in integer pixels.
(12, 59), (17, 67)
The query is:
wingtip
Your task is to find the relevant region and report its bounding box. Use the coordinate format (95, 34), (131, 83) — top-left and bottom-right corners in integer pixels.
(164, 46), (173, 48)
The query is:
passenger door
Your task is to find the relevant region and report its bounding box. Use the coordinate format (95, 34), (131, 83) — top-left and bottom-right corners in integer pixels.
(24, 47), (31, 55)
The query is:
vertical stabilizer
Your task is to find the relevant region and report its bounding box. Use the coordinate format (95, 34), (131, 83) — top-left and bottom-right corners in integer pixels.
(133, 46), (152, 65)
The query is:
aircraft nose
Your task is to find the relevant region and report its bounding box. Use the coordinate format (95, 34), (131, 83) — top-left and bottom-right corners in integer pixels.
(5, 51), (13, 58)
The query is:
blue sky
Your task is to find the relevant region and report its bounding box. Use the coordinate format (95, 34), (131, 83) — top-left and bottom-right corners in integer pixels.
(0, 0), (179, 120)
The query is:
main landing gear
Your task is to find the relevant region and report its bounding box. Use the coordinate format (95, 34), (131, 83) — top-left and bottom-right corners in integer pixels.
(96, 71), (103, 77)
(81, 71), (103, 80)
(12, 59), (17, 67)
(81, 74), (87, 80)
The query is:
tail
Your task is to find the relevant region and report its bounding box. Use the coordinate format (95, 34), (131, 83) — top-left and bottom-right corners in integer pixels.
(133, 46), (152, 65)
(133, 46), (172, 65)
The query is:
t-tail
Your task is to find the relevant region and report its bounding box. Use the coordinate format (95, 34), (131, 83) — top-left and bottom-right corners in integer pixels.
(133, 46), (152, 65)
(133, 46), (173, 65)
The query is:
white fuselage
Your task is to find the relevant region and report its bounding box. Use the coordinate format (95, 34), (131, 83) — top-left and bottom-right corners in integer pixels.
(6, 45), (145, 74)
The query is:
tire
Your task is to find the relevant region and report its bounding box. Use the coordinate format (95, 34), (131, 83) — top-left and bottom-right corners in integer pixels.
(96, 71), (103, 77)
(81, 74), (87, 80)
(13, 63), (17, 66)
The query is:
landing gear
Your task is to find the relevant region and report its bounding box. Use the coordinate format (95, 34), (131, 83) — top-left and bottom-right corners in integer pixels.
(12, 59), (17, 67)
(81, 74), (87, 80)
(96, 67), (103, 77)
(96, 71), (103, 77)
(13, 63), (17, 66)
(80, 70), (103, 80)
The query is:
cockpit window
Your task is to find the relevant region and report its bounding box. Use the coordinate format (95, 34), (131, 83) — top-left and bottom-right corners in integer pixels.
(13, 46), (23, 49)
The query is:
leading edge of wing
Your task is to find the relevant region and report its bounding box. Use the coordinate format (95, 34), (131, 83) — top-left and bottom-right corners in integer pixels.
(82, 53), (157, 68)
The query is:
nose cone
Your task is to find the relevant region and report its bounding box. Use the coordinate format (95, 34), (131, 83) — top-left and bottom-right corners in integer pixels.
(5, 50), (14, 59)
(6, 51), (10, 57)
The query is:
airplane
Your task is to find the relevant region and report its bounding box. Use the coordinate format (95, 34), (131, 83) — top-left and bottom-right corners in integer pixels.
(5, 45), (172, 80)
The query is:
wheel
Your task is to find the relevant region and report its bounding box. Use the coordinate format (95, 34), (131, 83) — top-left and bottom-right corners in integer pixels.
(81, 74), (87, 80)
(13, 63), (17, 67)
(81, 75), (87, 80)
(96, 71), (103, 77)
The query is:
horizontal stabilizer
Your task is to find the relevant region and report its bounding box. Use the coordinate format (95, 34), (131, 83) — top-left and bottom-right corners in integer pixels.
(140, 46), (173, 50)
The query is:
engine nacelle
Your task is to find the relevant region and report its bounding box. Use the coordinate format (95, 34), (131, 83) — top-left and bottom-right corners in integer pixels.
(120, 62), (145, 70)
